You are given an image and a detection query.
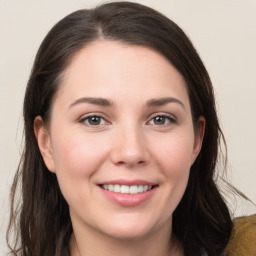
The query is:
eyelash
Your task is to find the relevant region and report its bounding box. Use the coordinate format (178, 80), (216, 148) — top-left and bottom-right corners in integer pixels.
(147, 114), (176, 126)
(79, 114), (110, 126)
(79, 113), (176, 127)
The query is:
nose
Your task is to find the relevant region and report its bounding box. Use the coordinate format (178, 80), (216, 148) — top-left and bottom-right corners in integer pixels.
(110, 125), (150, 167)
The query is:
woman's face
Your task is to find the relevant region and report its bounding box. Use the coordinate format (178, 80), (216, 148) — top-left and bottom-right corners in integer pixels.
(36, 40), (204, 240)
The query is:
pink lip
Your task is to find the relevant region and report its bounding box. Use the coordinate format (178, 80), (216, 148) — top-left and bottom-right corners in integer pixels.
(98, 179), (156, 186)
(98, 180), (158, 207)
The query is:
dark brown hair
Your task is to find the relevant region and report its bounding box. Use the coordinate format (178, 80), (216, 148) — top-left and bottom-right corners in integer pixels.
(7, 2), (233, 255)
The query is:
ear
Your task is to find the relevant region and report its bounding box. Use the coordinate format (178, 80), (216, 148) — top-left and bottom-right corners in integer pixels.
(34, 116), (56, 173)
(191, 116), (205, 165)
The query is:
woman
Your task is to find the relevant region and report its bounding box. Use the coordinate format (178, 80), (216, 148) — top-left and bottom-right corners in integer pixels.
(7, 2), (251, 255)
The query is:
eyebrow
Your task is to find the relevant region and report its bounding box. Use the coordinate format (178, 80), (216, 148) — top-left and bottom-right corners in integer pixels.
(69, 97), (114, 108)
(69, 96), (185, 109)
(146, 97), (185, 109)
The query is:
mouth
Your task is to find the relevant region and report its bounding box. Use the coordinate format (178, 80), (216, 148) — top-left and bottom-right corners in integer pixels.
(98, 181), (158, 207)
(99, 184), (158, 194)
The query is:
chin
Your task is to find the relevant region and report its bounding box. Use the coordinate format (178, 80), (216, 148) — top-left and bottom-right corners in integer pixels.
(103, 226), (153, 241)
(98, 214), (165, 241)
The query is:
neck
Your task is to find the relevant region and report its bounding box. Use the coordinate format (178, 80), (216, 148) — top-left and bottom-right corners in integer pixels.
(70, 220), (182, 256)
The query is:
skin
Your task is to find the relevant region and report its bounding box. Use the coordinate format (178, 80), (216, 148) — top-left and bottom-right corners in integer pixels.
(35, 40), (205, 256)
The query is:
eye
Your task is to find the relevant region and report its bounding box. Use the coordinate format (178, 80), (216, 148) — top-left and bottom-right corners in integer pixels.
(148, 115), (175, 126)
(80, 115), (109, 126)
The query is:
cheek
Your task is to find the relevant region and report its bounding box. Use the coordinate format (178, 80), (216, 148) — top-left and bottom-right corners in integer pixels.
(151, 133), (194, 208)
(50, 131), (109, 201)
(51, 131), (107, 175)
(154, 132), (195, 175)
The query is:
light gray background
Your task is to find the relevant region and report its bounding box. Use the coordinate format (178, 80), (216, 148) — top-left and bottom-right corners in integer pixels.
(1, 0), (256, 254)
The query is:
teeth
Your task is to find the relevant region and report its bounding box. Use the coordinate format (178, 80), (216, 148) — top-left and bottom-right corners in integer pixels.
(130, 185), (138, 194)
(121, 185), (129, 194)
(138, 185), (144, 193)
(113, 184), (120, 193)
(101, 184), (154, 194)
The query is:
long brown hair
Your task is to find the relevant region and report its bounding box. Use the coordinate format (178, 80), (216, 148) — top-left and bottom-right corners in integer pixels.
(7, 2), (233, 255)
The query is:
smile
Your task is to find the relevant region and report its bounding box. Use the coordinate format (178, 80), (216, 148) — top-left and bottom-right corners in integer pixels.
(100, 184), (155, 194)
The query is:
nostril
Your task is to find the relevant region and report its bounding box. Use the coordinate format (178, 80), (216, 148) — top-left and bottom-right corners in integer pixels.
(115, 160), (145, 167)
(110, 135), (150, 166)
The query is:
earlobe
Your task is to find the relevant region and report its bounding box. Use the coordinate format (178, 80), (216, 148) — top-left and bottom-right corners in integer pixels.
(191, 116), (206, 164)
(34, 116), (56, 173)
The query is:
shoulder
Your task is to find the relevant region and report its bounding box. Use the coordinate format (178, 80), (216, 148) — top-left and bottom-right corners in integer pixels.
(223, 214), (256, 256)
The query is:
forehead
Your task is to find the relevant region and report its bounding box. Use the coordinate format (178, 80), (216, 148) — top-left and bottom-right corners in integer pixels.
(56, 40), (189, 107)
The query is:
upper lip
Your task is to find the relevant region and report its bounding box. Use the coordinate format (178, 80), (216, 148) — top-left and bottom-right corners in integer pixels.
(98, 179), (157, 186)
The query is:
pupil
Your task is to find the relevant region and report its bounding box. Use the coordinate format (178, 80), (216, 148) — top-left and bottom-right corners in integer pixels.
(155, 116), (165, 125)
(89, 116), (100, 125)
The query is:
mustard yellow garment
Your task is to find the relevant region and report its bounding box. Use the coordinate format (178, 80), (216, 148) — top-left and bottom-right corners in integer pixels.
(223, 214), (256, 256)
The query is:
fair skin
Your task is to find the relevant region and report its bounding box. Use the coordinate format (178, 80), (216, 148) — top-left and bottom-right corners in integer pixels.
(35, 40), (205, 256)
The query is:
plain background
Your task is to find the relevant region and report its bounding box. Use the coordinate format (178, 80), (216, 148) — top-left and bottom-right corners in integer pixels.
(1, 0), (255, 254)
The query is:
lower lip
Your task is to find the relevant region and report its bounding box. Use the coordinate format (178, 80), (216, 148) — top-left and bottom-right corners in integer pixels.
(99, 186), (157, 207)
